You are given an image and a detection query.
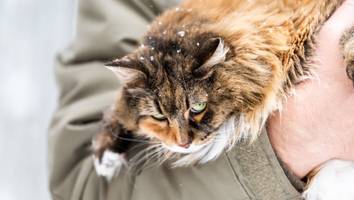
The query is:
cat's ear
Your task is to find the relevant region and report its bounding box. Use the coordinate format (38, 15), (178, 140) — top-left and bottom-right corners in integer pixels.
(105, 57), (146, 83)
(194, 37), (229, 78)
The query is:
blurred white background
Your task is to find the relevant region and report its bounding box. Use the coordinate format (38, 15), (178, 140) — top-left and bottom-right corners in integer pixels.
(0, 0), (77, 199)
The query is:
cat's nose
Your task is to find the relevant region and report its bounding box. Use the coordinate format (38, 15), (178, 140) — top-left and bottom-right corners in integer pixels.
(178, 142), (190, 148)
(177, 135), (192, 148)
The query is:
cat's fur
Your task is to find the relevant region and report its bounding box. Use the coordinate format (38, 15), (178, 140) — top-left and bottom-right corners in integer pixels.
(92, 0), (354, 197)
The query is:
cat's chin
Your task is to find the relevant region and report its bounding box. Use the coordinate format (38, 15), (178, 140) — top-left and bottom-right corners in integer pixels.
(163, 143), (208, 154)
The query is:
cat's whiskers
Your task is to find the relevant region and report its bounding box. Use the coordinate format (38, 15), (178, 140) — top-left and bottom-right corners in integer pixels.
(129, 143), (167, 170)
(112, 135), (160, 144)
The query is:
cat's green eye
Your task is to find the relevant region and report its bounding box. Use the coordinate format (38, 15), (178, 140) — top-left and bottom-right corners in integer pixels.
(151, 113), (166, 121)
(190, 102), (207, 114)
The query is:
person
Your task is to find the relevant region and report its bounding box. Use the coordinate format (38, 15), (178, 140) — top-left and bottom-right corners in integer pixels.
(48, 0), (354, 199)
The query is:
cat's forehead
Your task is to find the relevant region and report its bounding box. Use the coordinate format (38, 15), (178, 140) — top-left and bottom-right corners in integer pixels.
(144, 49), (198, 81)
(144, 27), (203, 55)
(134, 28), (229, 83)
(153, 77), (208, 106)
(142, 29), (219, 65)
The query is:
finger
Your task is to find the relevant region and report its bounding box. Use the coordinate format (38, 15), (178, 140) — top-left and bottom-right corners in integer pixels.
(319, 0), (354, 44)
(316, 0), (354, 69)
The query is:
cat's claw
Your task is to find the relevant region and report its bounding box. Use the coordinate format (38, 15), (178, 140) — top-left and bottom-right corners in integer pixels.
(93, 150), (126, 181)
(302, 159), (354, 200)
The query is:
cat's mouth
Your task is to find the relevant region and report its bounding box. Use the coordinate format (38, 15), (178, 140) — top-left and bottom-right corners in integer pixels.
(162, 117), (235, 155)
(162, 142), (209, 154)
(162, 116), (238, 166)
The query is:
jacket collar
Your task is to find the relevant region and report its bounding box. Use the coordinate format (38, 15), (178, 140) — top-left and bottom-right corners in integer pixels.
(225, 129), (303, 199)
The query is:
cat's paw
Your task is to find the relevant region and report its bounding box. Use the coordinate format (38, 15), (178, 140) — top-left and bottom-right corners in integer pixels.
(93, 150), (127, 181)
(302, 159), (354, 200)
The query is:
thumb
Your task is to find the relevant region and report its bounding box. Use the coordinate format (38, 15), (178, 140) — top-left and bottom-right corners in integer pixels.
(319, 0), (354, 46)
(316, 0), (354, 67)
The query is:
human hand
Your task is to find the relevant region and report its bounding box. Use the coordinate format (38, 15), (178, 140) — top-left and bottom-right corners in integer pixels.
(267, 0), (354, 178)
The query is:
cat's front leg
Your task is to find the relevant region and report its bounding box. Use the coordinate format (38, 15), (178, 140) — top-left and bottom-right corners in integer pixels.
(340, 27), (354, 86)
(92, 118), (131, 181)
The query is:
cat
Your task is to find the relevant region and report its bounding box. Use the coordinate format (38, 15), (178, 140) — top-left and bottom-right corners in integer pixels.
(91, 0), (354, 198)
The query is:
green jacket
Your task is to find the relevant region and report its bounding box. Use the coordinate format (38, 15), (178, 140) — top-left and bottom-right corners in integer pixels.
(49, 0), (302, 199)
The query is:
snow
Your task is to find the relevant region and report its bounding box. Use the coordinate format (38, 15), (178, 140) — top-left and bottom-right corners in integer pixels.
(177, 31), (185, 37)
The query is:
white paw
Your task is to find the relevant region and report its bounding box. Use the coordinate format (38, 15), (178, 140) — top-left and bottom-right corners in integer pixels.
(93, 150), (126, 181)
(303, 159), (354, 200)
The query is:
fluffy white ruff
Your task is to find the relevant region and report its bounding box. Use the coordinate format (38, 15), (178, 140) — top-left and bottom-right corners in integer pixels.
(170, 116), (238, 167)
(303, 159), (354, 200)
(93, 150), (126, 181)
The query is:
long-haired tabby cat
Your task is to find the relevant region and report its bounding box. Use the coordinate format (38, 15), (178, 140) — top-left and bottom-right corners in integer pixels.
(92, 0), (354, 198)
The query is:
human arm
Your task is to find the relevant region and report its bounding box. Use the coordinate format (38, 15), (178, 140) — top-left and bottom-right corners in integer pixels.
(267, 0), (354, 178)
(47, 0), (158, 199)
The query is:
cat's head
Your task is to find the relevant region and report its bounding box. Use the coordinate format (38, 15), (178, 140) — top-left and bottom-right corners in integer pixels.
(107, 31), (270, 165)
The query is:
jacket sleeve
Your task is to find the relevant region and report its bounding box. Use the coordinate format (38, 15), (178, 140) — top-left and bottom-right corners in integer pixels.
(47, 0), (160, 199)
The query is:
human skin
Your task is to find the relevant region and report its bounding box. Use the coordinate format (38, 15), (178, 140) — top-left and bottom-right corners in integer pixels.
(267, 0), (354, 178)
